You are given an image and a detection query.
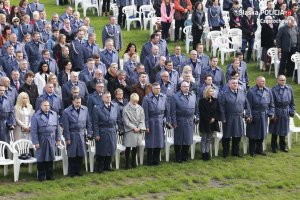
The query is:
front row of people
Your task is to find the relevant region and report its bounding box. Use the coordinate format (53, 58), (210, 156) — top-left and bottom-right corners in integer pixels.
(29, 74), (295, 181)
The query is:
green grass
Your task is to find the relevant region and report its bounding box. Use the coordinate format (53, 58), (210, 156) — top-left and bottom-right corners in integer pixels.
(1, 0), (300, 199)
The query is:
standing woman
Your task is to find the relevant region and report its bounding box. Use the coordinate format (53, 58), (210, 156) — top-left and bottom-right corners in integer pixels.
(174, 0), (192, 42)
(14, 92), (35, 141)
(261, 16), (276, 71)
(198, 86), (219, 160)
(191, 1), (205, 50)
(207, 0), (224, 31)
(58, 59), (72, 86)
(161, 0), (175, 40)
(122, 93), (146, 169)
(34, 61), (51, 95)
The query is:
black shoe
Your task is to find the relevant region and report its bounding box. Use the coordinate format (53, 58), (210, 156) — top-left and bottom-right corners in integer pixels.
(175, 159), (182, 163)
(104, 167), (114, 172)
(233, 154), (244, 158)
(181, 158), (188, 162)
(97, 169), (104, 173)
(68, 172), (75, 177)
(280, 148), (289, 153)
(46, 176), (54, 181)
(257, 152), (267, 156)
(202, 153), (206, 160)
(75, 172), (83, 176)
(38, 177), (45, 182)
(272, 148), (277, 153)
(152, 161), (159, 166)
(131, 161), (137, 168)
(250, 153), (255, 157)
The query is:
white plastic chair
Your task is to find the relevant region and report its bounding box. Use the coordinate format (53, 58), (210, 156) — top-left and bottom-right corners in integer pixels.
(149, 15), (161, 35)
(110, 3), (119, 19)
(9, 130), (14, 146)
(122, 5), (141, 31)
(0, 141), (18, 182)
(267, 47), (280, 78)
(207, 31), (223, 56)
(170, 20), (175, 41)
(115, 134), (126, 169)
(139, 5), (155, 30)
(253, 39), (263, 70)
(12, 139), (37, 181)
(165, 128), (174, 162)
(87, 139), (96, 172)
(75, 0), (83, 12)
(228, 28), (242, 51)
(288, 113), (300, 149)
(213, 122), (223, 157)
(138, 131), (146, 165)
(82, 0), (100, 17)
(215, 36), (236, 65)
(183, 26), (193, 54)
(291, 53), (300, 84)
(191, 124), (201, 159)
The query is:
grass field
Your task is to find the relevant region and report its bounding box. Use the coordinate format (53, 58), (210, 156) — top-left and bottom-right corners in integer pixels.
(0, 1), (300, 199)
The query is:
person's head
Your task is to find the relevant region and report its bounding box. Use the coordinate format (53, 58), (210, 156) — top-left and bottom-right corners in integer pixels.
(32, 31), (41, 42)
(93, 54), (101, 64)
(45, 83), (54, 94)
(152, 82), (161, 95)
(174, 45), (181, 55)
(47, 74), (58, 85)
(83, 17), (90, 26)
(232, 0), (239, 8)
(212, 0), (218, 6)
(2, 25), (11, 36)
(95, 81), (105, 93)
(71, 86), (80, 96)
(66, 5), (73, 16)
(52, 13), (59, 21)
(194, 1), (203, 11)
(287, 16), (296, 27)
(230, 70), (239, 80)
(151, 45), (159, 55)
(159, 56), (166, 66)
(32, 10), (40, 20)
(160, 71), (169, 82)
(180, 81), (190, 93)
(40, 100), (50, 112)
(165, 60), (173, 71)
(277, 75), (286, 86)
(265, 15), (273, 25)
(280, 3), (287, 11)
(136, 64), (145, 73)
(211, 57), (218, 67)
(229, 78), (238, 90)
(63, 59), (72, 71)
(114, 88), (124, 100)
(232, 58), (240, 68)
(38, 61), (49, 74)
(138, 72), (147, 84)
(24, 71), (34, 84)
(130, 93), (139, 105)
(182, 65), (192, 74)
(39, 10), (46, 20)
(150, 33), (160, 44)
(12, 6), (19, 14)
(117, 70), (126, 81)
(22, 14), (30, 24)
(70, 71), (79, 83)
(267, 0), (273, 9)
(0, 76), (10, 87)
(9, 33), (18, 44)
(292, 3), (298, 12)
(196, 43), (204, 54)
(62, 46), (69, 56)
(42, 49), (51, 60)
(23, 34), (31, 43)
(235, 52), (243, 61)
(204, 74), (213, 85)
(16, 51), (24, 60)
(105, 38), (114, 51)
(109, 63), (118, 75)
(11, 70), (20, 81)
(246, 7), (253, 16)
(12, 17), (20, 26)
(72, 95), (82, 108)
(73, 11), (80, 20)
(190, 50), (198, 60)
(183, 72), (192, 82)
(203, 86), (215, 99)
(94, 69), (103, 80)
(77, 29), (84, 40)
(58, 34), (66, 44)
(44, 23), (51, 32)
(88, 33), (96, 43)
(109, 15), (117, 25)
(130, 53), (138, 62)
(19, 0), (28, 7)
(16, 92), (31, 107)
(64, 19), (71, 28)
(124, 43), (137, 54)
(102, 91), (111, 104)
(0, 84), (5, 96)
(6, 45), (14, 55)
(19, 59), (28, 71)
(256, 76), (266, 88)
(86, 58), (95, 71)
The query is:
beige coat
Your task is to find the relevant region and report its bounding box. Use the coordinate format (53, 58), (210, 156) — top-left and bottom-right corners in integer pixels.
(122, 103), (146, 147)
(14, 106), (35, 141)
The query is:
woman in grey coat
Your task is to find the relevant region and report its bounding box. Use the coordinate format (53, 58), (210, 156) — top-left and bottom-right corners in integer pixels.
(123, 93), (146, 169)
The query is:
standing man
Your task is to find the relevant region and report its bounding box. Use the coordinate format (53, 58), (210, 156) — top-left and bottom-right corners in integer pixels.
(142, 83), (169, 166)
(87, 82), (105, 117)
(62, 96), (92, 177)
(25, 32), (45, 73)
(102, 16), (123, 52)
(202, 57), (225, 90)
(92, 92), (123, 173)
(69, 30), (86, 71)
(169, 45), (187, 72)
(246, 76), (275, 157)
(219, 79), (251, 158)
(131, 72), (152, 105)
(269, 75), (295, 153)
(171, 81), (198, 163)
(277, 16), (298, 77)
(174, 0), (192, 42)
(100, 39), (120, 69)
(31, 100), (60, 181)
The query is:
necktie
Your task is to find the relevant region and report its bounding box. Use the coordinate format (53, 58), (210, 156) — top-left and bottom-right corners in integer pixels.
(154, 56), (157, 63)
(106, 104), (110, 111)
(10, 56), (13, 61)
(185, 95), (189, 101)
(15, 81), (20, 90)
(112, 25), (115, 32)
(45, 74), (47, 83)
(35, 3), (38, 10)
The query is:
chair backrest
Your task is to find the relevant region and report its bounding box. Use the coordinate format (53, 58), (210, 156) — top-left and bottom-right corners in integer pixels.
(215, 36), (231, 49)
(207, 31), (223, 40)
(83, 0), (98, 6)
(122, 5), (137, 17)
(0, 141), (13, 160)
(12, 139), (33, 156)
(117, 134), (123, 145)
(291, 53), (300, 64)
(267, 48), (278, 62)
(228, 28), (242, 38)
(289, 117), (295, 130)
(194, 124), (200, 136)
(140, 4), (154, 14)
(87, 139), (95, 148)
(183, 25), (192, 35)
(222, 11), (229, 18)
(165, 128), (174, 139)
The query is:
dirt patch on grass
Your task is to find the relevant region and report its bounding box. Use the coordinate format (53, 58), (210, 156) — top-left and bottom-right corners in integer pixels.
(209, 179), (230, 188)
(0, 192), (35, 200)
(112, 191), (169, 200)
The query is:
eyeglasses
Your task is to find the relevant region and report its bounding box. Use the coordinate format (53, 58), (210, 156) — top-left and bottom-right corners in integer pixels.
(14, 20), (19, 23)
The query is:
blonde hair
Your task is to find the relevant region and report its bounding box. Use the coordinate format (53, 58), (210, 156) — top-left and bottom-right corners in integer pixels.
(15, 92), (32, 109)
(130, 93), (139, 102)
(203, 86), (214, 99)
(47, 74), (58, 87)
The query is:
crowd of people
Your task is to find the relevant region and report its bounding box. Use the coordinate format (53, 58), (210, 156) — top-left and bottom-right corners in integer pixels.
(0, 0), (297, 182)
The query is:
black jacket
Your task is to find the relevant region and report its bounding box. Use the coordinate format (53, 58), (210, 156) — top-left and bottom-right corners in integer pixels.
(198, 97), (220, 133)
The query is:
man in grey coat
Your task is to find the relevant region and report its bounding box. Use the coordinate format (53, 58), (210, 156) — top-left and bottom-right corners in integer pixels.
(269, 75), (295, 153)
(142, 83), (169, 166)
(31, 100), (60, 181)
(171, 81), (199, 163)
(219, 79), (251, 158)
(62, 96), (92, 177)
(246, 76), (274, 157)
(102, 16), (123, 52)
(92, 92), (123, 173)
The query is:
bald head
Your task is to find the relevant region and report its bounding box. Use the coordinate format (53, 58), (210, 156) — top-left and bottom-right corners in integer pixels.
(256, 76), (266, 88)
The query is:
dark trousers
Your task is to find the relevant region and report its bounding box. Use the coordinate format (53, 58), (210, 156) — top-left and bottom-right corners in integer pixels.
(147, 148), (161, 165)
(192, 26), (203, 50)
(118, 6), (125, 27)
(249, 138), (264, 155)
(68, 156), (83, 175)
(174, 145), (189, 162)
(161, 22), (171, 40)
(125, 147), (137, 168)
(271, 134), (287, 150)
(222, 137), (241, 157)
(279, 47), (297, 77)
(175, 19), (185, 41)
(102, 0), (110, 13)
(95, 155), (112, 172)
(211, 26), (221, 31)
(241, 38), (255, 62)
(37, 161), (54, 181)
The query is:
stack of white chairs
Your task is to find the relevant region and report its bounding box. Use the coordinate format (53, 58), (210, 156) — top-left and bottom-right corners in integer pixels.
(267, 47), (280, 78)
(291, 53), (300, 84)
(122, 5), (142, 31)
(0, 141), (18, 182)
(165, 128), (174, 162)
(183, 25), (193, 53)
(82, 0), (100, 17)
(191, 124), (201, 160)
(288, 113), (300, 149)
(215, 36), (236, 65)
(139, 4), (155, 30)
(228, 28), (242, 52)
